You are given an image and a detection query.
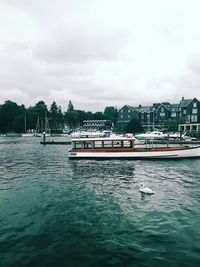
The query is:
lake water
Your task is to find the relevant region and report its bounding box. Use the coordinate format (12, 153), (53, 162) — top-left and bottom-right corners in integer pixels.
(0, 137), (200, 267)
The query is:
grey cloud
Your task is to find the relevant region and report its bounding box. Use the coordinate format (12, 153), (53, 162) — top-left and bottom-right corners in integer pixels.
(36, 26), (129, 63)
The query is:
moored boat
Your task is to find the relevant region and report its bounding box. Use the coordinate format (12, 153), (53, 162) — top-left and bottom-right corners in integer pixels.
(68, 136), (200, 159)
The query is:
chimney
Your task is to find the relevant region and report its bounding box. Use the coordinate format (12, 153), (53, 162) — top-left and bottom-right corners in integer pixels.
(182, 96), (184, 101)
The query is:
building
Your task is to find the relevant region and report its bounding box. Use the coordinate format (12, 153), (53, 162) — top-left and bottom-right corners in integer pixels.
(178, 97), (200, 133)
(117, 97), (200, 133)
(117, 105), (139, 129)
(83, 120), (113, 130)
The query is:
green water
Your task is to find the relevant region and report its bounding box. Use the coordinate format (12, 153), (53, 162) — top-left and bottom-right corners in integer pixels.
(0, 137), (200, 267)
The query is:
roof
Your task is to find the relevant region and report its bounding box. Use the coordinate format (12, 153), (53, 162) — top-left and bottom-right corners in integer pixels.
(136, 106), (152, 112)
(170, 103), (179, 108)
(179, 99), (193, 108)
(71, 136), (136, 142)
(119, 105), (137, 112)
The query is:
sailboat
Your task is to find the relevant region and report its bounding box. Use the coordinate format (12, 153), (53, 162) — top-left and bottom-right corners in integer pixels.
(21, 115), (35, 137)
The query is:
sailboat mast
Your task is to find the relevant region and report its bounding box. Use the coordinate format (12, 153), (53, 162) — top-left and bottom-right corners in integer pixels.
(24, 115), (27, 133)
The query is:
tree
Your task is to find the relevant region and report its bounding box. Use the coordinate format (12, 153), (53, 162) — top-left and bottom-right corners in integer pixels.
(104, 106), (118, 123)
(0, 100), (26, 133)
(50, 101), (59, 129)
(164, 119), (178, 132)
(125, 118), (143, 133)
(92, 112), (105, 120)
(31, 101), (48, 118)
(64, 110), (79, 128)
(67, 100), (74, 111)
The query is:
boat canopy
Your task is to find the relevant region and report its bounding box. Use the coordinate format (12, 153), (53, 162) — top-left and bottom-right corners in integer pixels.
(71, 137), (135, 150)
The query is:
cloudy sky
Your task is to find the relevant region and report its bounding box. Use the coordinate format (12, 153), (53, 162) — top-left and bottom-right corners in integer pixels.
(0, 0), (200, 111)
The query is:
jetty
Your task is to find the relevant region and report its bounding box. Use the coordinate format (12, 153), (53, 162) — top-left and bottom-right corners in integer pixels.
(40, 140), (71, 145)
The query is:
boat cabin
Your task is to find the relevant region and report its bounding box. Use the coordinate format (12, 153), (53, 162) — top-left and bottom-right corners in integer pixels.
(70, 137), (135, 151)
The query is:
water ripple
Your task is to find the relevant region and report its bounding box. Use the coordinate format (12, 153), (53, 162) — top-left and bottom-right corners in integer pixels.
(0, 138), (200, 267)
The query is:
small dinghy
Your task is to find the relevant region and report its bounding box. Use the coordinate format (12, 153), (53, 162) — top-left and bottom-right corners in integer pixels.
(139, 183), (154, 194)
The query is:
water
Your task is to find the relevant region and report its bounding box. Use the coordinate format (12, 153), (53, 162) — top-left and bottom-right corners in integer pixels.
(0, 137), (200, 267)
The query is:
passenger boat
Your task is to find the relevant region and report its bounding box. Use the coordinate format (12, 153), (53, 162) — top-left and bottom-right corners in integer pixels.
(68, 136), (200, 159)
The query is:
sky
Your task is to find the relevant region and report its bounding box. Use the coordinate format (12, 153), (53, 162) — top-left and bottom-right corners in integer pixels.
(0, 0), (200, 112)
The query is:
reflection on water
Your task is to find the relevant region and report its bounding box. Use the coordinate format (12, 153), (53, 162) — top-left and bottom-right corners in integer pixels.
(0, 137), (200, 267)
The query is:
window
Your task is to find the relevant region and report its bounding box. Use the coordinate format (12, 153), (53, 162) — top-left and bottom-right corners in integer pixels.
(171, 112), (176, 117)
(192, 109), (197, 114)
(123, 140), (132, 148)
(84, 141), (93, 149)
(103, 141), (112, 148)
(161, 107), (164, 112)
(121, 109), (123, 113)
(192, 125), (197, 131)
(128, 114), (131, 118)
(113, 141), (122, 148)
(128, 109), (131, 113)
(121, 115), (123, 119)
(183, 109), (186, 114)
(94, 141), (102, 148)
(193, 102), (197, 108)
(186, 115), (190, 123)
(191, 115), (197, 122)
(74, 142), (82, 149)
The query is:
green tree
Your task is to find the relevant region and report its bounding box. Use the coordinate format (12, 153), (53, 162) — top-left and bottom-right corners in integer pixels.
(50, 101), (59, 129)
(104, 106), (118, 123)
(164, 119), (178, 132)
(67, 100), (74, 111)
(64, 110), (79, 128)
(125, 118), (143, 133)
(92, 112), (105, 120)
(0, 100), (26, 133)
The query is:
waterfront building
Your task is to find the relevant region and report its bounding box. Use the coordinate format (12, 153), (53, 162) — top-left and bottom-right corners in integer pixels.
(178, 97), (200, 133)
(117, 105), (139, 129)
(117, 97), (200, 133)
(83, 120), (113, 130)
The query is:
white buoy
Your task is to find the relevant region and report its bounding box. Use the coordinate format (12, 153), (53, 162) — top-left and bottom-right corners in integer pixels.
(139, 183), (154, 194)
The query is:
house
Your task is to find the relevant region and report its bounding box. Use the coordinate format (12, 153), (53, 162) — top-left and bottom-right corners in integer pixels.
(83, 120), (113, 130)
(169, 103), (180, 119)
(178, 97), (200, 132)
(153, 102), (171, 128)
(116, 105), (138, 129)
(117, 97), (200, 133)
(136, 105), (153, 129)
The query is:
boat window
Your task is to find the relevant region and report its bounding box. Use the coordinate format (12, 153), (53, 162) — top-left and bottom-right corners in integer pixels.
(123, 140), (132, 148)
(74, 141), (82, 149)
(83, 141), (93, 149)
(113, 140), (122, 148)
(103, 140), (113, 148)
(94, 140), (102, 148)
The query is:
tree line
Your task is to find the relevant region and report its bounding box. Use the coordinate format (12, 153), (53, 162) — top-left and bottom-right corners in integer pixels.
(0, 100), (118, 133)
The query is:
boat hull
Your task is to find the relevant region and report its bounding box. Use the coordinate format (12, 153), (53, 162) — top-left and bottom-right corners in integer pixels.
(69, 146), (200, 159)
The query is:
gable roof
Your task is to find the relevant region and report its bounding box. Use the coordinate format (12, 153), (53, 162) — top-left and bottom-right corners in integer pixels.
(179, 98), (193, 108)
(135, 106), (152, 112)
(118, 105), (137, 112)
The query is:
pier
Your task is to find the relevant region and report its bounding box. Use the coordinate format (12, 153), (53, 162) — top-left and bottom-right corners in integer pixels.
(40, 140), (71, 145)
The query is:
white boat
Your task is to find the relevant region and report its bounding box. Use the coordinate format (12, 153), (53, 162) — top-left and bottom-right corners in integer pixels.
(135, 131), (168, 140)
(168, 132), (196, 141)
(21, 133), (36, 137)
(71, 131), (102, 138)
(68, 136), (200, 159)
